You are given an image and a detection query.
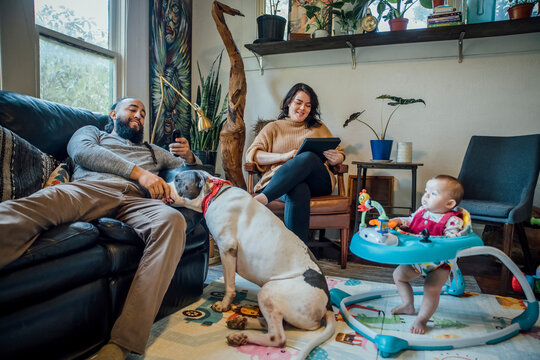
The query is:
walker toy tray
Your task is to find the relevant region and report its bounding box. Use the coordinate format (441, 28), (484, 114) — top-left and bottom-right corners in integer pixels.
(349, 230), (484, 265)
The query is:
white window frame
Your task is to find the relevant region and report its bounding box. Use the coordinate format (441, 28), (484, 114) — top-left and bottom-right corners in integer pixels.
(35, 0), (123, 103)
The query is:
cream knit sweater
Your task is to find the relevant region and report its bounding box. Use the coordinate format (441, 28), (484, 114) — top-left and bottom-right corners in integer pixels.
(245, 119), (345, 193)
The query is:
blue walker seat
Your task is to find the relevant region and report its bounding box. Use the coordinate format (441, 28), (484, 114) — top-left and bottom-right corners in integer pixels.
(330, 191), (539, 358)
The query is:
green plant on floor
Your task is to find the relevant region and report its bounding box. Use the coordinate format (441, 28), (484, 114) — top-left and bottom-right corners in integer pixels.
(189, 51), (228, 151)
(343, 94), (425, 140)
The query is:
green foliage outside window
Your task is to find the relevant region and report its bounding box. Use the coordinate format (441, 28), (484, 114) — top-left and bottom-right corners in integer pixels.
(36, 3), (112, 113)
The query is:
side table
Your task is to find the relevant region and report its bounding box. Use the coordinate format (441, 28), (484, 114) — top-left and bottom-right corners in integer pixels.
(352, 161), (424, 233)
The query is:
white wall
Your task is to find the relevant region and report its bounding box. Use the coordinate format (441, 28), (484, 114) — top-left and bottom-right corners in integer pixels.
(192, 0), (540, 208)
(0, 0), (39, 96)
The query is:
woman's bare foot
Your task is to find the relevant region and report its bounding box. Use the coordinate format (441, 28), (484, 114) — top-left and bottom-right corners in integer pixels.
(410, 317), (428, 334)
(391, 303), (415, 315)
(254, 193), (268, 205)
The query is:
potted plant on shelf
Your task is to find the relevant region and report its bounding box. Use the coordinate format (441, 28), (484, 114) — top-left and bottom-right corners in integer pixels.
(506, 0), (536, 19)
(331, 0), (374, 34)
(343, 94), (426, 161)
(256, 0), (286, 43)
(189, 52), (228, 170)
(376, 0), (419, 31)
(300, 0), (334, 37)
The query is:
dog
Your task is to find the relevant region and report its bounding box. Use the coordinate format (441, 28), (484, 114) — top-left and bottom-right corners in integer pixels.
(168, 170), (336, 359)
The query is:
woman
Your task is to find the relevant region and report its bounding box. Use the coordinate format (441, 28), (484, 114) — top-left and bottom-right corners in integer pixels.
(246, 83), (345, 243)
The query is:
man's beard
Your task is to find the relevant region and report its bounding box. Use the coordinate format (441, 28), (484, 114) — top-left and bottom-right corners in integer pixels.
(115, 116), (143, 144)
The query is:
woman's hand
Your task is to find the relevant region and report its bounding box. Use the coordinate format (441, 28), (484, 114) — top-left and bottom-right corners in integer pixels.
(255, 149), (297, 165)
(282, 149), (297, 162)
(169, 137), (196, 164)
(323, 149), (344, 165)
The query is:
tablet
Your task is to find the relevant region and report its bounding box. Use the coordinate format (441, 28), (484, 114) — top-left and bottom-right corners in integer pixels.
(296, 137), (341, 161)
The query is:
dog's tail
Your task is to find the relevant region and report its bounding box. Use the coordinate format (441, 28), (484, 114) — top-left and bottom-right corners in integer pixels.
(296, 310), (336, 360)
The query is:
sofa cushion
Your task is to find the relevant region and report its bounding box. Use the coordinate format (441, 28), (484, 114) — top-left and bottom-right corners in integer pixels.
(1, 222), (100, 273)
(0, 246), (110, 315)
(0, 125), (58, 201)
(95, 208), (205, 244)
(0, 90), (110, 160)
(460, 199), (513, 219)
(44, 162), (71, 187)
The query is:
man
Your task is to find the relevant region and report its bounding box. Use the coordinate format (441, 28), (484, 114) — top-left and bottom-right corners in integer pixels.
(0, 97), (199, 360)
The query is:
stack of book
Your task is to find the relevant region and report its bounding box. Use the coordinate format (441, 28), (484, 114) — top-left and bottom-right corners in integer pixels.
(427, 5), (463, 28)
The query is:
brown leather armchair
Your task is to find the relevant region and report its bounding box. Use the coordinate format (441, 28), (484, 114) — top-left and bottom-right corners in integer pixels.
(244, 162), (352, 268)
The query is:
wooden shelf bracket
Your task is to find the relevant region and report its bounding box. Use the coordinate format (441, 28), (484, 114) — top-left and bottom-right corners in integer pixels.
(458, 31), (465, 63)
(346, 41), (356, 69)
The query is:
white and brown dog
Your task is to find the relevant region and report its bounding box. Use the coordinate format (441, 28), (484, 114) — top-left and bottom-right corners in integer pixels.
(169, 170), (336, 359)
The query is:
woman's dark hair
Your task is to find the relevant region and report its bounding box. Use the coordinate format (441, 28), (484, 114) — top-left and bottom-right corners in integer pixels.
(277, 83), (322, 129)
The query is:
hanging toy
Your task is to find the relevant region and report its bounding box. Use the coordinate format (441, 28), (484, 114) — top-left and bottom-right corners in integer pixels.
(356, 189), (398, 246)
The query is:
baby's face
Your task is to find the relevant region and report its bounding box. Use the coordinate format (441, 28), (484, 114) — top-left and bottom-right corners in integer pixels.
(421, 179), (455, 214)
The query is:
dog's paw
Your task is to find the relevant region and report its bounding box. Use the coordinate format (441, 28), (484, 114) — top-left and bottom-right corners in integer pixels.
(227, 316), (247, 329)
(211, 301), (230, 312)
(227, 332), (248, 346)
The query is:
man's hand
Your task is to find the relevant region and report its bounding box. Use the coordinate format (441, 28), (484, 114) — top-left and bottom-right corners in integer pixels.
(130, 166), (173, 203)
(169, 136), (196, 164)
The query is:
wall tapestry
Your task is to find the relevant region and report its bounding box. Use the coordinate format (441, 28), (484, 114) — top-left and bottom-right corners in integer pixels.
(150, 0), (192, 148)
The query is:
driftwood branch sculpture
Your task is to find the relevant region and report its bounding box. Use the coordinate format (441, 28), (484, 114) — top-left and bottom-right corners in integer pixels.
(212, 1), (247, 189)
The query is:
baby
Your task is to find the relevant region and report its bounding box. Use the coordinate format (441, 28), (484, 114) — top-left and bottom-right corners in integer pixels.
(390, 174), (465, 334)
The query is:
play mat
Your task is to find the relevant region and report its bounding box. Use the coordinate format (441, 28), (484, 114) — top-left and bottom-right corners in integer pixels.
(129, 275), (540, 360)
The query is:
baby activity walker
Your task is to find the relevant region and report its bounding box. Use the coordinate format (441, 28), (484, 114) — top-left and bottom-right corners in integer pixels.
(330, 190), (539, 358)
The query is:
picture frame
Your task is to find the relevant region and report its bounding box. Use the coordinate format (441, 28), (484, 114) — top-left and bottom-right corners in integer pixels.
(149, 0), (193, 148)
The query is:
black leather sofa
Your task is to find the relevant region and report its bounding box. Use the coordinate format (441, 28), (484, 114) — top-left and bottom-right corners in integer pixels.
(0, 91), (209, 359)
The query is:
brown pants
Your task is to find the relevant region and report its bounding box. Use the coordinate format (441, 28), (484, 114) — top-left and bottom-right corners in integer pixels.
(0, 180), (187, 354)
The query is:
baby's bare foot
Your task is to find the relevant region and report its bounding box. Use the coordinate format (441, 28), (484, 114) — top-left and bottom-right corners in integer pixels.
(391, 303), (415, 315)
(410, 318), (427, 334)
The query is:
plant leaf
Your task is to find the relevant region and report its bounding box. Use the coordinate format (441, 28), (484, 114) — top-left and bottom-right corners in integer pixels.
(377, 94), (425, 106)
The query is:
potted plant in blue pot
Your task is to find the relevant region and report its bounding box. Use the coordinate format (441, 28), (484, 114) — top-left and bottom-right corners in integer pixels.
(343, 94), (426, 161)
(256, 0), (286, 43)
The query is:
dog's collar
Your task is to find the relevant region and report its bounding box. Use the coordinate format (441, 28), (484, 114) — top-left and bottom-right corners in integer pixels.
(202, 178), (233, 215)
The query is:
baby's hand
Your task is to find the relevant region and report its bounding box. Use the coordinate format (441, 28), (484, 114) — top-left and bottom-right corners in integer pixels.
(390, 218), (402, 227)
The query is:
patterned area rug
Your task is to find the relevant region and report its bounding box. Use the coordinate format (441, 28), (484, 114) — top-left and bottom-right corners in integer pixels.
(130, 275), (539, 360)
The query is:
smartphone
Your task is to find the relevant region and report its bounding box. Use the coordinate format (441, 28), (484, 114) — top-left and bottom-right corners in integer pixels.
(172, 129), (182, 143)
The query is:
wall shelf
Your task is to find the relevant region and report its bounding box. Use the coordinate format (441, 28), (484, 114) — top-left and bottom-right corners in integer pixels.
(244, 17), (540, 72)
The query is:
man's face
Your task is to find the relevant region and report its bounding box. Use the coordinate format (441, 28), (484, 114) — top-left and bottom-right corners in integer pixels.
(112, 98), (146, 144)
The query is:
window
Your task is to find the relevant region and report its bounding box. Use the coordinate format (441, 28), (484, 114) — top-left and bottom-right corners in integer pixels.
(35, 0), (119, 113)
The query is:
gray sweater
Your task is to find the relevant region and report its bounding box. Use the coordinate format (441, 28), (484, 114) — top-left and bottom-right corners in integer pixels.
(67, 125), (195, 192)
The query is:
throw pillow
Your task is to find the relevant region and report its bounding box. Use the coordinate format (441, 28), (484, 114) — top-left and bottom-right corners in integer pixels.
(0, 126), (57, 201)
(44, 162), (71, 187)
